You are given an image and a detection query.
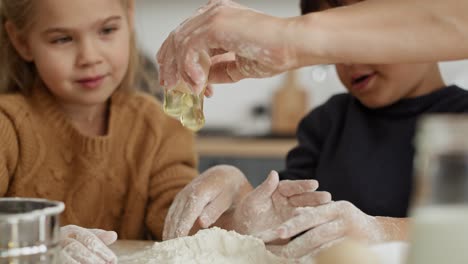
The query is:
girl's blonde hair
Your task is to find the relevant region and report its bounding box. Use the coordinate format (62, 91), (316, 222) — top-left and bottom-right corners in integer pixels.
(0, 0), (144, 94)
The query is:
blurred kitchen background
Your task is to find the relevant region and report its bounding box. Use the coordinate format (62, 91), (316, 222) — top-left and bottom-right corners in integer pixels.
(134, 0), (468, 185)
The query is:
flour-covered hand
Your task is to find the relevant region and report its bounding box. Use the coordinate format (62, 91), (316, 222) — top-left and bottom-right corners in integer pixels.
(232, 171), (331, 237)
(163, 165), (249, 240)
(156, 0), (298, 94)
(59, 225), (118, 264)
(259, 201), (400, 258)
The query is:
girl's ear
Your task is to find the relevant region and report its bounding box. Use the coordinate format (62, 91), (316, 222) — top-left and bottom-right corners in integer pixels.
(4, 21), (33, 62)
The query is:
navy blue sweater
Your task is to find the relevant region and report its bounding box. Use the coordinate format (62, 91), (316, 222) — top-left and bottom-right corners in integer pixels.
(279, 85), (468, 217)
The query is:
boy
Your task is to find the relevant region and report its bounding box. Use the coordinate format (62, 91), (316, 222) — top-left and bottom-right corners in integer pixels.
(266, 0), (468, 258)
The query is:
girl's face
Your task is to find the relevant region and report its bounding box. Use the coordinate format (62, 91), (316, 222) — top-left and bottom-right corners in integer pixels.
(21, 0), (131, 106)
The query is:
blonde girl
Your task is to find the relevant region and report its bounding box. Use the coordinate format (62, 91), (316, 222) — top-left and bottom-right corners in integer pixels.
(0, 0), (199, 262)
(0, 1), (326, 262)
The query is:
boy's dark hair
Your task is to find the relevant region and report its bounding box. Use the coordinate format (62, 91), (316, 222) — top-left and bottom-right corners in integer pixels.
(300, 0), (345, 15)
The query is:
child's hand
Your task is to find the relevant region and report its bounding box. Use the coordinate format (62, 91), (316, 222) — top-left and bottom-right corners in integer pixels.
(233, 171), (331, 237)
(259, 201), (390, 258)
(163, 165), (249, 240)
(59, 225), (118, 264)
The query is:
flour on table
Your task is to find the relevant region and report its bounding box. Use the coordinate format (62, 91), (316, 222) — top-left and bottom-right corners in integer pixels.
(118, 227), (408, 264)
(119, 227), (289, 264)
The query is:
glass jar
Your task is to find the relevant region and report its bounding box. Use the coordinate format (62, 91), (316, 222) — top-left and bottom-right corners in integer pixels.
(407, 114), (468, 264)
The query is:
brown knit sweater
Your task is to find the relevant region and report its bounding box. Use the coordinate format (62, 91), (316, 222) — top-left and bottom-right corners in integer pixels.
(0, 86), (198, 240)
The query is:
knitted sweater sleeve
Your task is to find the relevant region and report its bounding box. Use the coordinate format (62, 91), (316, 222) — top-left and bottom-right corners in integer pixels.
(0, 112), (19, 196)
(145, 116), (198, 240)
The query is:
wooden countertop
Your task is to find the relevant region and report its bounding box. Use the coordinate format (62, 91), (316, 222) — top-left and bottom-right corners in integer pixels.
(111, 240), (153, 261)
(196, 136), (297, 158)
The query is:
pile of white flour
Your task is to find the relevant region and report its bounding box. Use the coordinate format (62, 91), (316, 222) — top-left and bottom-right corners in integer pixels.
(118, 227), (408, 264)
(119, 227), (289, 264)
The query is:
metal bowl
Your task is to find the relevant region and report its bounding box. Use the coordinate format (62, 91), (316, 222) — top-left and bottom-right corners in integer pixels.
(0, 197), (64, 264)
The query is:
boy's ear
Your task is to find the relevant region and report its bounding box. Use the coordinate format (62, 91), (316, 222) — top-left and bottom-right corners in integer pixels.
(4, 21), (33, 62)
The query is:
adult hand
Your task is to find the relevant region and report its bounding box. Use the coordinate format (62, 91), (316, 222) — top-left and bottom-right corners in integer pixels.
(233, 171), (331, 237)
(59, 225), (118, 264)
(259, 201), (389, 258)
(157, 0), (298, 94)
(163, 165), (249, 240)
(204, 84), (214, 98)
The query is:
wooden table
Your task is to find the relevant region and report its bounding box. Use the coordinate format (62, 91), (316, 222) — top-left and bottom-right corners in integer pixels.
(110, 240), (154, 260)
(196, 136), (297, 158)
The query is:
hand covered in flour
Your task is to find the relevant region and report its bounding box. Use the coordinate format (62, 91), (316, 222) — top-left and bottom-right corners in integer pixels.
(163, 165), (250, 240)
(59, 225), (118, 264)
(232, 171), (331, 237)
(157, 0), (299, 94)
(204, 84), (214, 97)
(259, 201), (405, 258)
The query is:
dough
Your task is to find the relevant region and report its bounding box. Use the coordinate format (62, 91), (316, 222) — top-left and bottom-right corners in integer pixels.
(119, 227), (288, 264)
